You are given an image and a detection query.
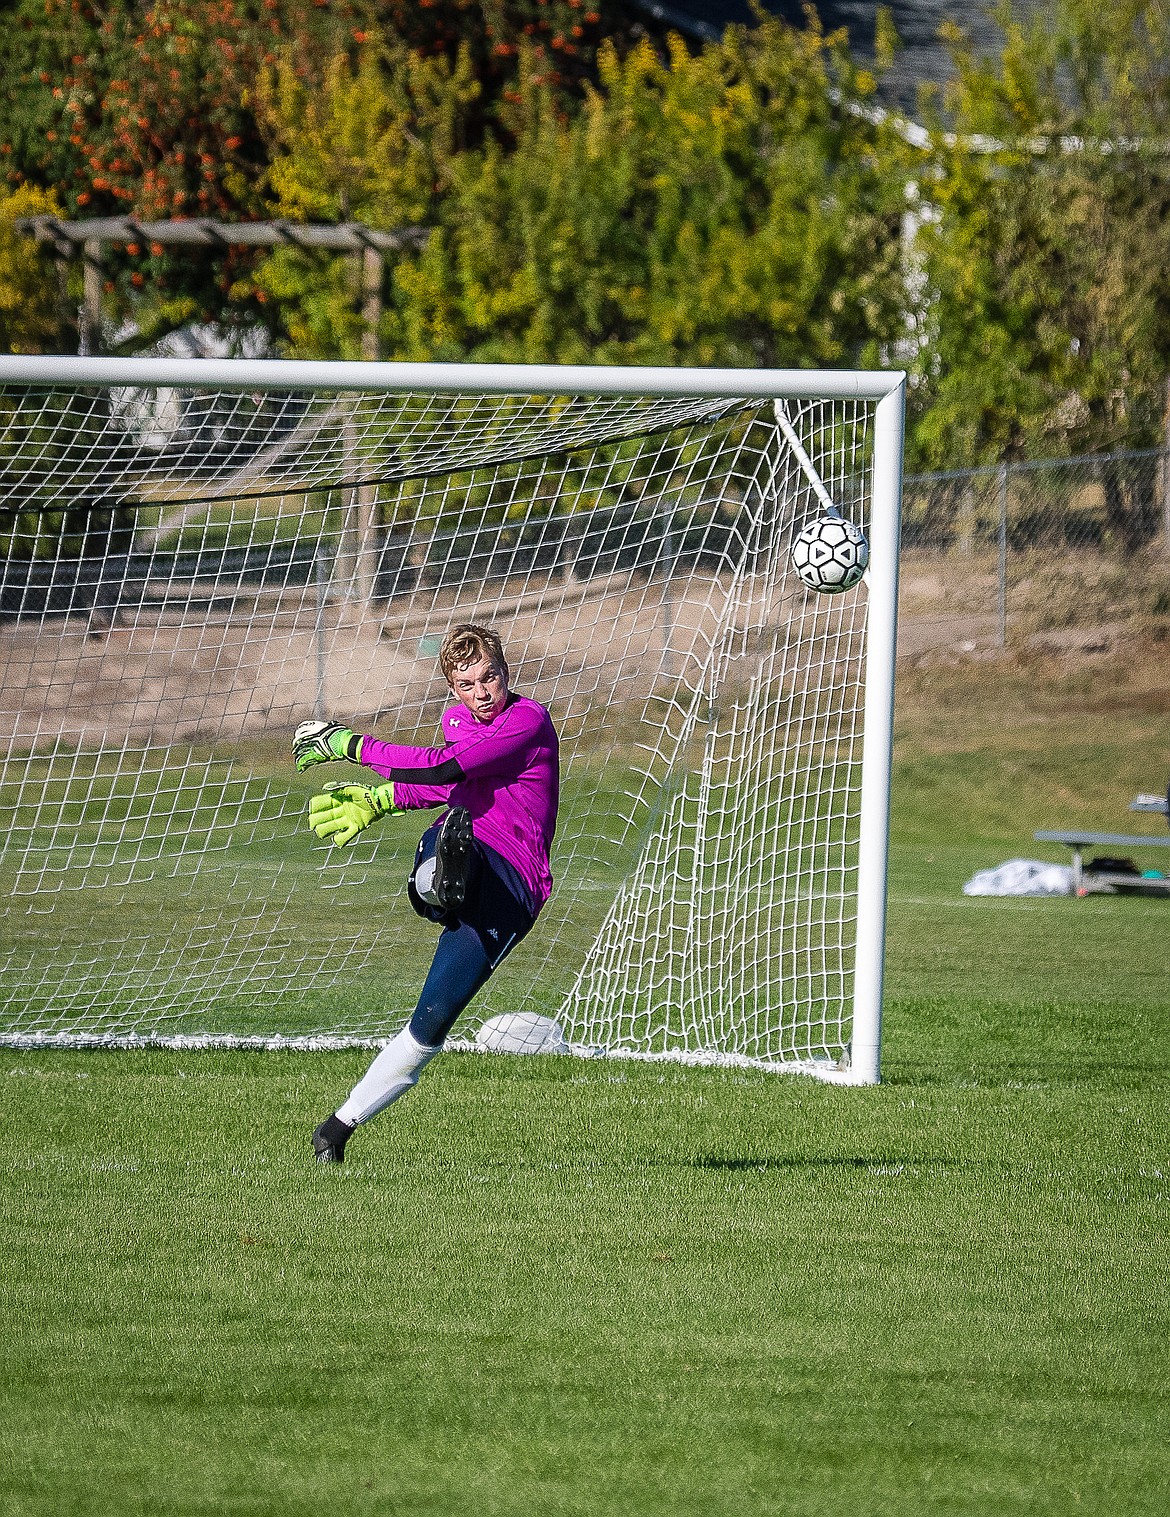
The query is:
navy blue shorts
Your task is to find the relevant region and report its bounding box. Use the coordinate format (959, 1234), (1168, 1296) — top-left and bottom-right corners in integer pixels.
(406, 824), (535, 1046)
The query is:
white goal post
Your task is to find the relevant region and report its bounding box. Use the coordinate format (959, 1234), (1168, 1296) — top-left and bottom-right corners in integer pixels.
(0, 356), (904, 1084)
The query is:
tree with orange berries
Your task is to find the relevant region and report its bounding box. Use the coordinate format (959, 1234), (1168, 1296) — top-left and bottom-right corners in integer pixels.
(0, 1), (631, 348)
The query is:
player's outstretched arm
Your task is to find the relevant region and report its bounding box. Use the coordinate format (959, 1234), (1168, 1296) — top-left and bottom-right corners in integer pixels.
(308, 781), (406, 848)
(293, 719), (364, 772)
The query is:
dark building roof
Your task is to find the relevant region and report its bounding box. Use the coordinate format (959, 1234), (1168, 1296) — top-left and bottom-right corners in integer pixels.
(629, 2), (1018, 108)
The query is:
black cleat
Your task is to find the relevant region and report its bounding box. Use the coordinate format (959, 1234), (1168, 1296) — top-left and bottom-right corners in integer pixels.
(433, 806), (475, 911)
(312, 1113), (354, 1165)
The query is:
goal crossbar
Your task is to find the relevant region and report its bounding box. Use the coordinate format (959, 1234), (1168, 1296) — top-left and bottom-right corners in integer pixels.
(0, 355), (905, 402)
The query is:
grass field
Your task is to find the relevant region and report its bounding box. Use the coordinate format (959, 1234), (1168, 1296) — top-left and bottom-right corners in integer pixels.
(2, 648), (1168, 1514)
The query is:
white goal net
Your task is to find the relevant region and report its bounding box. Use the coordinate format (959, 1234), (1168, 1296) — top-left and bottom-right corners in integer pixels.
(0, 358), (904, 1081)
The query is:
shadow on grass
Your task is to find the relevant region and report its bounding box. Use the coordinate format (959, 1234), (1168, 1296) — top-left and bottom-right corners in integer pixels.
(669, 1154), (956, 1172)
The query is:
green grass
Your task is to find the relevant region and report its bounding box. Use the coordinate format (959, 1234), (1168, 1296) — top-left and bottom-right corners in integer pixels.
(2, 650), (1169, 1514)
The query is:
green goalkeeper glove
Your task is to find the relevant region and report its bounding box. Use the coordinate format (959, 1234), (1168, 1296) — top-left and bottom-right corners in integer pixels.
(293, 719), (363, 773)
(308, 781), (405, 847)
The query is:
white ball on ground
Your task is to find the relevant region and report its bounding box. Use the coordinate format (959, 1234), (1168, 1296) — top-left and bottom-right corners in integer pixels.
(475, 1013), (568, 1054)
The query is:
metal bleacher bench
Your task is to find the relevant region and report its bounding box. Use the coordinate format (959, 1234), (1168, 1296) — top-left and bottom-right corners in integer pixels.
(1035, 793), (1170, 897)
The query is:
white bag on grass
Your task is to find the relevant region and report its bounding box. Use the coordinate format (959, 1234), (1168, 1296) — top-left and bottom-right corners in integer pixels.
(962, 859), (1073, 897)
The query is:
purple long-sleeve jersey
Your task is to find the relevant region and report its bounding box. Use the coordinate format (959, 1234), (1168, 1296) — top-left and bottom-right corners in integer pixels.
(359, 693), (560, 913)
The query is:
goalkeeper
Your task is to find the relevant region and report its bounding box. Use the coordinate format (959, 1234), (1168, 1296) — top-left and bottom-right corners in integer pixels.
(294, 623), (559, 1164)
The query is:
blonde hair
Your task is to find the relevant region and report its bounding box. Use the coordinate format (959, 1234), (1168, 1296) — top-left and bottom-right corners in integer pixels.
(439, 623), (508, 684)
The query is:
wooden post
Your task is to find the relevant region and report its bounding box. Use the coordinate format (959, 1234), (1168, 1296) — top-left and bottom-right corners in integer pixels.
(79, 239), (102, 355)
(1161, 377), (1170, 555)
(338, 409), (381, 612)
(360, 246), (382, 363)
(996, 461), (1008, 647)
(55, 252), (73, 349)
(956, 481), (976, 555)
(314, 541), (328, 717)
(335, 245), (384, 610)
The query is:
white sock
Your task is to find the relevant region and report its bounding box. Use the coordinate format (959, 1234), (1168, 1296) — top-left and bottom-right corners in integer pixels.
(336, 1026), (441, 1126)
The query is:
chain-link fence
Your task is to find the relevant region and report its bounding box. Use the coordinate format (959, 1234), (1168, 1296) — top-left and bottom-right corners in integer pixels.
(898, 449), (1170, 658)
(6, 440), (1168, 662)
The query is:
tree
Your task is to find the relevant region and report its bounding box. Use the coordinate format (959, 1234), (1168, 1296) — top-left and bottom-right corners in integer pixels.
(0, 183), (71, 353)
(247, 31), (479, 357)
(369, 1), (636, 104)
(384, 12), (907, 367)
(0, 1), (636, 347)
(1, 0), (291, 340)
(910, 0), (1170, 469)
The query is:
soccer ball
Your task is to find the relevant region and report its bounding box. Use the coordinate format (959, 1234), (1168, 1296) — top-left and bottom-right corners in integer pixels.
(476, 1012), (568, 1055)
(790, 515), (869, 594)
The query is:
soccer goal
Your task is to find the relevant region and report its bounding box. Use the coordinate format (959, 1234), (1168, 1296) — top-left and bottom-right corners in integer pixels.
(0, 356), (904, 1083)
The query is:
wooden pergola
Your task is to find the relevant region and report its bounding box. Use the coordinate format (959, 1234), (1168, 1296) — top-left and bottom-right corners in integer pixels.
(15, 215), (428, 359)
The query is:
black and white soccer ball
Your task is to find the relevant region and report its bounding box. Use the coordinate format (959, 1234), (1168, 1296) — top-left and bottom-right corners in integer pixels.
(790, 514), (869, 594)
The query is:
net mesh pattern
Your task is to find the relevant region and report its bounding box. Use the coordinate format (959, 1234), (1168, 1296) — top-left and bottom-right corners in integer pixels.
(0, 381), (876, 1073)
